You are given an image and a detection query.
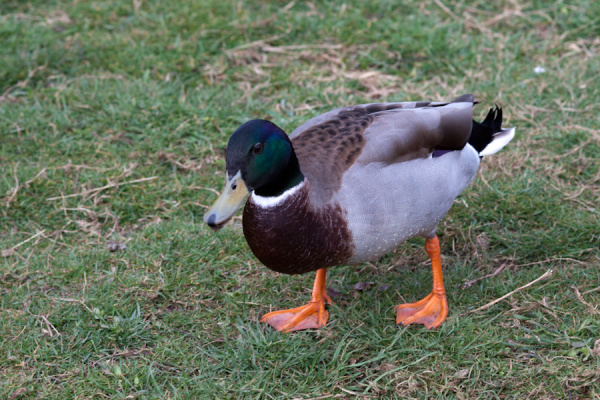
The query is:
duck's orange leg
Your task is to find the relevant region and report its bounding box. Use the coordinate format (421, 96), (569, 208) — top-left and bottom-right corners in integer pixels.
(261, 268), (333, 333)
(396, 235), (449, 329)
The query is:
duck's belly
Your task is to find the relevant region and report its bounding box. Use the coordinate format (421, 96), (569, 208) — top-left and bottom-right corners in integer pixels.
(336, 145), (480, 263)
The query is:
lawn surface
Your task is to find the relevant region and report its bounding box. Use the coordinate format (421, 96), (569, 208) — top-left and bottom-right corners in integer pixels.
(1, 0), (599, 398)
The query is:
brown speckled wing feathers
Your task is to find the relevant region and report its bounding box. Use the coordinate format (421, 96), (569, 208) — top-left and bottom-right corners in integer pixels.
(290, 97), (475, 204)
(291, 107), (376, 202)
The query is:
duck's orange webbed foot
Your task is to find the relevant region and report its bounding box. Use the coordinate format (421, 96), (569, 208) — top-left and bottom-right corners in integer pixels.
(260, 298), (330, 332)
(395, 235), (449, 329)
(261, 268), (332, 333)
(395, 291), (448, 329)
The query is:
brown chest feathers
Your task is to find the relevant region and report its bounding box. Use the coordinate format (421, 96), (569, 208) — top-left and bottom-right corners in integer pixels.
(242, 185), (355, 275)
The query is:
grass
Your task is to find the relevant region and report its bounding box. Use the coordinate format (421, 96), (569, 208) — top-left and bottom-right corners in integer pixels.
(1, 0), (599, 398)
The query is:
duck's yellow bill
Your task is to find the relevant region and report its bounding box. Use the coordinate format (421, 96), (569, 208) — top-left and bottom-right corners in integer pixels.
(203, 171), (250, 230)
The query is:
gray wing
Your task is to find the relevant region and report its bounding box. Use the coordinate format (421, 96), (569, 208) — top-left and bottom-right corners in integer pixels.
(290, 95), (475, 205)
(356, 99), (474, 165)
(289, 99), (453, 139)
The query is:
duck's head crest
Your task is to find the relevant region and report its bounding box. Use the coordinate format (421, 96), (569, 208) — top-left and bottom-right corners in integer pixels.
(204, 119), (303, 230)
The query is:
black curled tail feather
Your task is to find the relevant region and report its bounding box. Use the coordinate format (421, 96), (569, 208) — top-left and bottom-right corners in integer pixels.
(468, 106), (503, 154)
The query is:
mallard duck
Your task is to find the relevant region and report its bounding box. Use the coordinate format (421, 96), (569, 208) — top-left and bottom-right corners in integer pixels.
(204, 94), (515, 332)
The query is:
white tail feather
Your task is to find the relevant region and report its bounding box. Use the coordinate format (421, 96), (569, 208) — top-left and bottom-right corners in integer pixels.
(479, 127), (516, 156)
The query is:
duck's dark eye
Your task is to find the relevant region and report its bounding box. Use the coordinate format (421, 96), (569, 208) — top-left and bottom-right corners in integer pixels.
(231, 183), (237, 191)
(252, 143), (264, 155)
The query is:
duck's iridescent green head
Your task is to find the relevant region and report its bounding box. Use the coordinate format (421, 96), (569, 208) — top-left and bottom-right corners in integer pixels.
(226, 120), (294, 190)
(204, 119), (304, 230)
